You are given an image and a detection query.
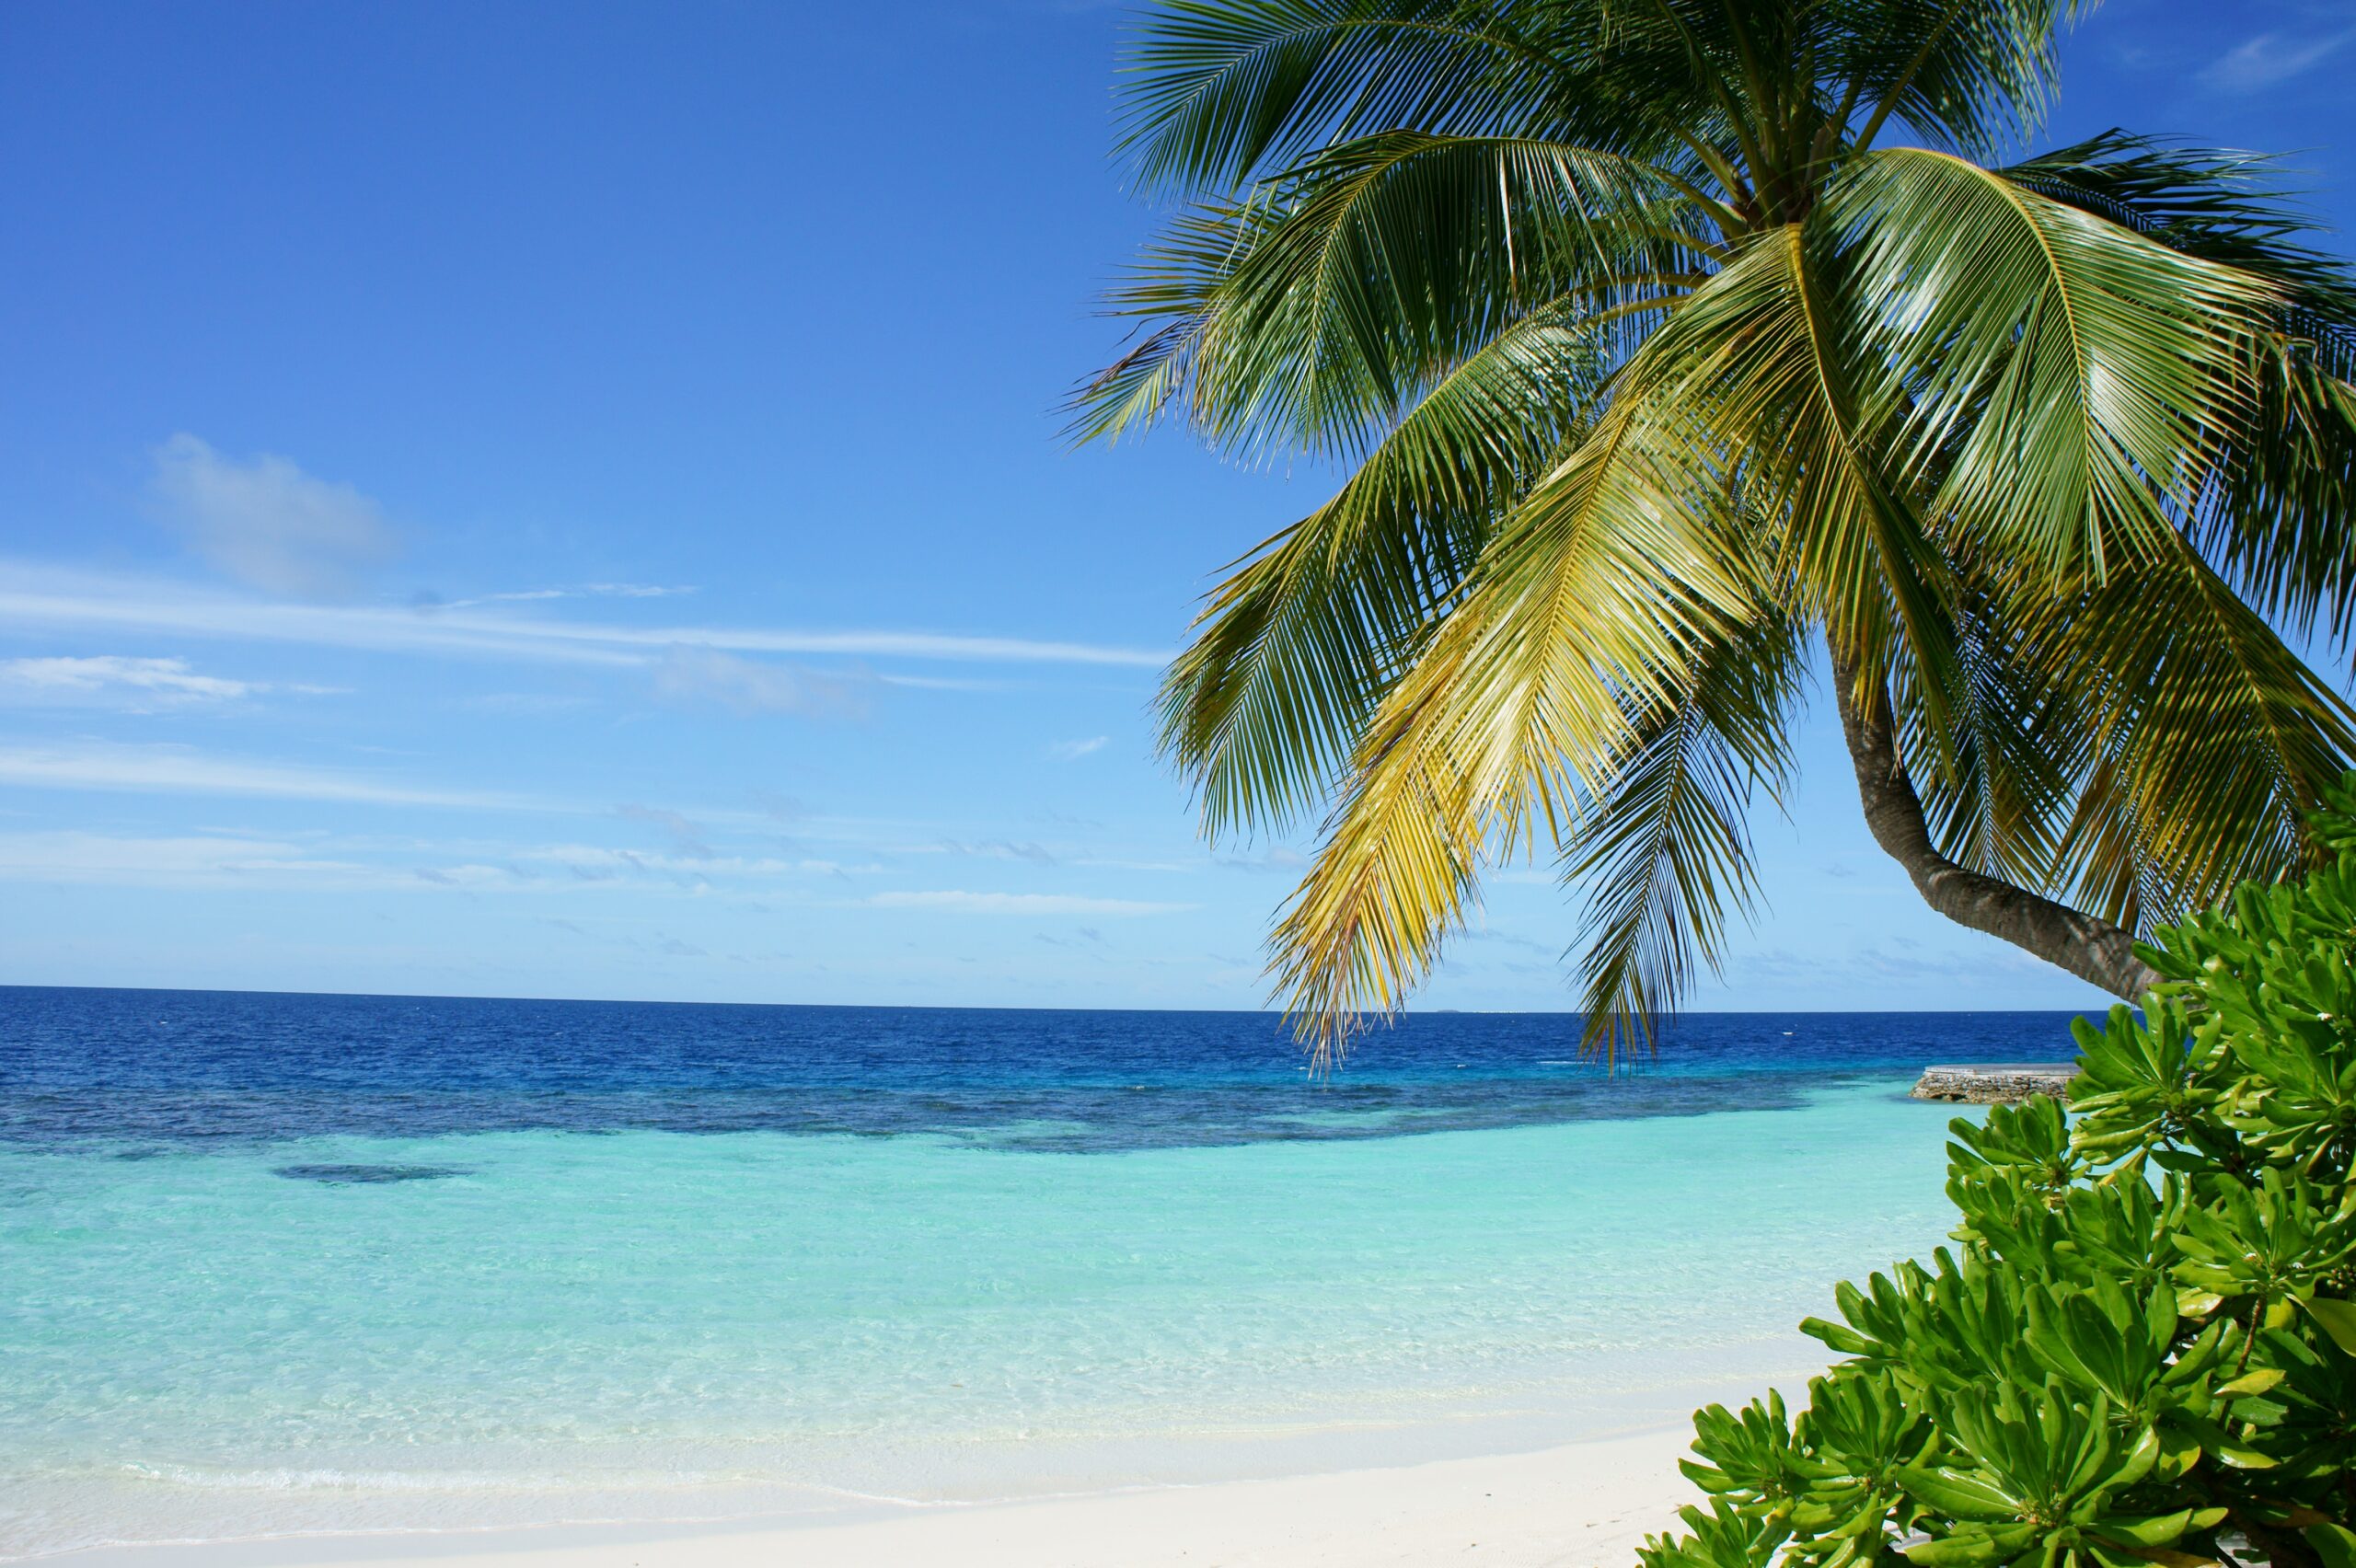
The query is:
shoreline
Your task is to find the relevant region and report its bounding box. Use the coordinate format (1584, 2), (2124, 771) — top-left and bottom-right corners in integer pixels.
(48, 1424), (1704, 1568)
(9, 1357), (1816, 1565)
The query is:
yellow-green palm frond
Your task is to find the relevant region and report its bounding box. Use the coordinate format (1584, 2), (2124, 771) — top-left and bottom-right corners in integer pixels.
(1116, 1), (1737, 194)
(1750, 221), (1964, 750)
(1264, 265), (1794, 1055)
(1161, 295), (1618, 837)
(2039, 537), (2356, 931)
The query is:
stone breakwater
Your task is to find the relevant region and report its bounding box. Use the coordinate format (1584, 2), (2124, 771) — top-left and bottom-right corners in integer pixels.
(1911, 1063), (2082, 1103)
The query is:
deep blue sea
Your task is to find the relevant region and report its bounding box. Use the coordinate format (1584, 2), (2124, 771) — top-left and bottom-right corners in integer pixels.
(0, 988), (2099, 1560)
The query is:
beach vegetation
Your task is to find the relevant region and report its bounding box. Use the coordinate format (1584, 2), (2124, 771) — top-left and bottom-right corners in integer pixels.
(1080, 0), (2356, 1055)
(1637, 781), (2356, 1568)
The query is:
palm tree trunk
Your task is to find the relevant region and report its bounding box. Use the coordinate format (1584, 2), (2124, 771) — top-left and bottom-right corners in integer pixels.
(1826, 640), (2160, 1002)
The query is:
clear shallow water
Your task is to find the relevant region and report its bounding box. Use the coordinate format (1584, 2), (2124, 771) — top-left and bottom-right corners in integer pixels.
(0, 988), (2093, 1560)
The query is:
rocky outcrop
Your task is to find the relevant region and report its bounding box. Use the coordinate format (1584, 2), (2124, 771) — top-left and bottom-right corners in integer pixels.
(1911, 1063), (2081, 1104)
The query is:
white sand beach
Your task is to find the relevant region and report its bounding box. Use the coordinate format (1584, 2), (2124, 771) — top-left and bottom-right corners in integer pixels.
(55, 1427), (1701, 1568)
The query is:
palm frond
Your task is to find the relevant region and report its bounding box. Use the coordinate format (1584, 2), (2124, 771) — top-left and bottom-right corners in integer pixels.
(2042, 536), (2356, 928)
(1266, 256), (1800, 1055)
(1999, 131), (2356, 323)
(1828, 147), (2281, 582)
(1887, 564), (2077, 889)
(1119, 0), (1566, 192)
(1762, 221), (1966, 751)
(1565, 603), (1804, 1062)
(1077, 133), (1706, 460)
(1821, 0), (2082, 159)
(2201, 349), (2356, 642)
(1163, 296), (1617, 836)
(1992, 131), (2356, 645)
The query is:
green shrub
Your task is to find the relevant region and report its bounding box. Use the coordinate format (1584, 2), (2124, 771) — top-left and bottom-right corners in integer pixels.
(1639, 790), (2356, 1568)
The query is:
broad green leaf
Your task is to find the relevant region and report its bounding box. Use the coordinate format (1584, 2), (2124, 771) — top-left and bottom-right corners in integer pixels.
(2303, 1297), (2356, 1356)
(2305, 1523), (2356, 1568)
(2096, 1511), (2192, 1549)
(2214, 1368), (2284, 1398)
(1897, 1468), (2022, 1521)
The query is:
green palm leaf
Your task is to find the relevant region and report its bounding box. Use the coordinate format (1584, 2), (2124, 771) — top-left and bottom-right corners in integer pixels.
(1827, 148), (2280, 582)
(1079, 132), (1705, 459)
(1565, 605), (1804, 1060)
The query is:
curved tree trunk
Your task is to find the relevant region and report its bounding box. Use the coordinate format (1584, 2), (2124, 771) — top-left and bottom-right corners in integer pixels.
(1826, 639), (2161, 1003)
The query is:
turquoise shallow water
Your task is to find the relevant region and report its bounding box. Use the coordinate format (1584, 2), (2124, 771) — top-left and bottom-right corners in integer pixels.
(0, 992), (2052, 1559)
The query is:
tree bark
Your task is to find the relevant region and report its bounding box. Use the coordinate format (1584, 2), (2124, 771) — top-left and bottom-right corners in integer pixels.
(1826, 639), (2161, 1003)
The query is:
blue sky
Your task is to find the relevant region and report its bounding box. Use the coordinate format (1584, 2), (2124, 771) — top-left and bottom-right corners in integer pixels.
(0, 0), (2349, 1013)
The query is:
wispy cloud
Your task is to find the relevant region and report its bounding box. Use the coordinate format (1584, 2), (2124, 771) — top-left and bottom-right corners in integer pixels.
(0, 561), (1169, 670)
(614, 803), (714, 859)
(0, 826), (875, 892)
(0, 563), (636, 667)
(2200, 26), (2356, 90)
(547, 623), (1165, 667)
(922, 837), (1061, 865)
(1048, 735), (1109, 760)
(0, 654), (320, 707)
(0, 741), (541, 811)
(867, 890), (1195, 916)
(0, 831), (592, 893)
(438, 582), (696, 609)
(151, 435), (398, 598)
(0, 733), (1079, 861)
(0, 830), (388, 888)
(1216, 846), (1309, 874)
(649, 645), (876, 718)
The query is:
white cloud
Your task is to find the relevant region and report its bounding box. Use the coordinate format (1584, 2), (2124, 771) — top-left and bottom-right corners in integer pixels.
(442, 583), (696, 609)
(0, 830), (384, 887)
(0, 564), (639, 666)
(151, 435), (398, 598)
(1048, 735), (1109, 760)
(925, 837), (1060, 865)
(866, 890), (1195, 916)
(0, 655), (256, 705)
(540, 620), (1164, 667)
(2201, 27), (2356, 90)
(0, 653), (340, 709)
(0, 831), (567, 892)
(0, 825), (874, 894)
(445, 588), (567, 606)
(1216, 846), (1310, 873)
(0, 560), (1169, 670)
(0, 741), (540, 811)
(649, 645), (876, 718)
(614, 802), (714, 859)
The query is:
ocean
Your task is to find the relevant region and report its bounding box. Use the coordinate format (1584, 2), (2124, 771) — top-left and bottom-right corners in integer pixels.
(0, 987), (2098, 1560)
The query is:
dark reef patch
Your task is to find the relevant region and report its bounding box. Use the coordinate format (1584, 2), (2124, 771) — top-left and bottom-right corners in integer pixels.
(272, 1163), (468, 1185)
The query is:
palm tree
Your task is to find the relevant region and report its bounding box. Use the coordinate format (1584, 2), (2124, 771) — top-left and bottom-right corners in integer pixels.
(1076, 0), (2356, 1056)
